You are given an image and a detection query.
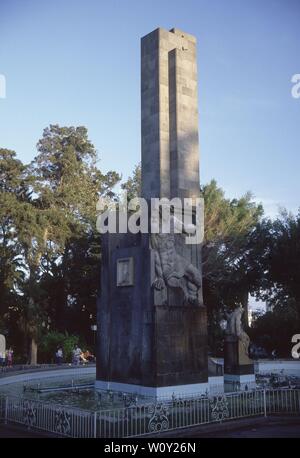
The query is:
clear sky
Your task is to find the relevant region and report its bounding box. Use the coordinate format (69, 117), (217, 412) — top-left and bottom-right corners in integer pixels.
(0, 0), (299, 217)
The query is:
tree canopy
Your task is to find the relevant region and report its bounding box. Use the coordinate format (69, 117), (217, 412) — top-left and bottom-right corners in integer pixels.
(0, 126), (120, 363)
(1, 145), (299, 361)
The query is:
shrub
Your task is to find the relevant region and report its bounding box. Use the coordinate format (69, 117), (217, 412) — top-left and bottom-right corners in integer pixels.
(39, 331), (81, 363)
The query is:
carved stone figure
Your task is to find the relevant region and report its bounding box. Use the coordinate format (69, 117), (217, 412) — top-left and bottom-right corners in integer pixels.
(151, 213), (202, 305)
(226, 305), (250, 356)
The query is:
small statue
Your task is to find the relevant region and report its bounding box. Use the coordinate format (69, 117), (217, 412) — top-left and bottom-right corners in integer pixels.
(226, 305), (250, 356)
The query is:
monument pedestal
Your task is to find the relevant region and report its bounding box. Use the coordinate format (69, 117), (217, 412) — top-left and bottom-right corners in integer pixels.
(224, 335), (255, 392)
(96, 232), (208, 399)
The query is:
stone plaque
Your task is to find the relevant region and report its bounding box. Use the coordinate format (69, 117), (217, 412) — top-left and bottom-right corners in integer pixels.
(117, 257), (134, 287)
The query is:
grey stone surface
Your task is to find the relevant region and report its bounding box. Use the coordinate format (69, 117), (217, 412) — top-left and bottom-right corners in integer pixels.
(141, 28), (200, 200)
(151, 228), (203, 307)
(96, 28), (207, 393)
(96, 232), (208, 388)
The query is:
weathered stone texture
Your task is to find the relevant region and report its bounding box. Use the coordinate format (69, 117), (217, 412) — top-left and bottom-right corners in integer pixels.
(141, 28), (200, 200)
(97, 28), (207, 394)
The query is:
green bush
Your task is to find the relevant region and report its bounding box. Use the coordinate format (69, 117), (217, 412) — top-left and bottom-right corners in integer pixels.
(39, 331), (81, 363)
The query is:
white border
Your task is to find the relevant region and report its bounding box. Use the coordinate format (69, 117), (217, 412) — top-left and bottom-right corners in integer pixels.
(95, 380), (209, 398)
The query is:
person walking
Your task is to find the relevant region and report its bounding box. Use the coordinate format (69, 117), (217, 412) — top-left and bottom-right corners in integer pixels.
(6, 347), (13, 367)
(0, 350), (6, 367)
(55, 347), (63, 365)
(72, 345), (82, 365)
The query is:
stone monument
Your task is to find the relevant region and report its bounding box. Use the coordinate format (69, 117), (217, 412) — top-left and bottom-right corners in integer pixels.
(96, 28), (208, 397)
(224, 305), (255, 391)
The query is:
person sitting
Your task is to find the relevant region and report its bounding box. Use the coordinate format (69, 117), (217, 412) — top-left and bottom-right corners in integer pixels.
(80, 351), (88, 364)
(82, 350), (95, 362)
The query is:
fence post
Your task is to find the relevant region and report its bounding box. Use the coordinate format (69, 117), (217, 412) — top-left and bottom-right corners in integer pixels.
(4, 396), (8, 424)
(263, 389), (267, 417)
(93, 412), (97, 438)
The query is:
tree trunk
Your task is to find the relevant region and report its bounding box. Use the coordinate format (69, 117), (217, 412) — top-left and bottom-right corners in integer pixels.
(30, 337), (38, 365)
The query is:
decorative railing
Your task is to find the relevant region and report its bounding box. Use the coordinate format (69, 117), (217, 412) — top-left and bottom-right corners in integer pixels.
(0, 389), (299, 438)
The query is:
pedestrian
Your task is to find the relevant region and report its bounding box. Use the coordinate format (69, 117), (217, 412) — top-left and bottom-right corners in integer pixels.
(72, 344), (82, 365)
(6, 347), (13, 367)
(0, 350), (6, 367)
(55, 347), (63, 365)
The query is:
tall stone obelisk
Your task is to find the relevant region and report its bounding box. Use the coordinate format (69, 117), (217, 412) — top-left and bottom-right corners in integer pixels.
(96, 28), (208, 398)
(141, 28), (200, 201)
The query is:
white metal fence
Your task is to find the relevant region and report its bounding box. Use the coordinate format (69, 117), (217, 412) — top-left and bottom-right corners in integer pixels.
(0, 389), (299, 438)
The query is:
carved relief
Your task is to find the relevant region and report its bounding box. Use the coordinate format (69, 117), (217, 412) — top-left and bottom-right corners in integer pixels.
(151, 214), (203, 306)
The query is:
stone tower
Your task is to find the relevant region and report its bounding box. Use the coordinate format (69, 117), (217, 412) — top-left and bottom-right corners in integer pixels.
(96, 28), (208, 398)
(141, 28), (200, 201)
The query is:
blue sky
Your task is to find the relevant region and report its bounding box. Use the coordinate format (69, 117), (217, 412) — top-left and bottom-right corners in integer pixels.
(0, 0), (299, 217)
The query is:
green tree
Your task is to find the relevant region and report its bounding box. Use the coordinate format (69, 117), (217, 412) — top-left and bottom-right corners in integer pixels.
(201, 180), (263, 353)
(0, 149), (28, 307)
(249, 305), (300, 357)
(0, 149), (33, 347)
(248, 210), (300, 356)
(25, 125), (120, 361)
(264, 210), (300, 305)
(121, 163), (141, 201)
(39, 331), (80, 363)
(1, 126), (121, 364)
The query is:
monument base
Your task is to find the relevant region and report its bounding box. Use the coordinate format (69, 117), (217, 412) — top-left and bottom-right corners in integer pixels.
(97, 232), (208, 396)
(95, 380), (209, 399)
(224, 333), (255, 392)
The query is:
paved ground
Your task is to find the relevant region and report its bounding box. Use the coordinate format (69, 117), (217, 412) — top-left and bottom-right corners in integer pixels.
(200, 421), (300, 438)
(0, 423), (57, 438)
(0, 416), (299, 438)
(149, 415), (300, 438)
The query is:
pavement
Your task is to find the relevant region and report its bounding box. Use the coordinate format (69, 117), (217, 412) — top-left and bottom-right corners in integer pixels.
(147, 415), (300, 438)
(0, 423), (58, 438)
(0, 415), (299, 438)
(210, 422), (300, 437)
